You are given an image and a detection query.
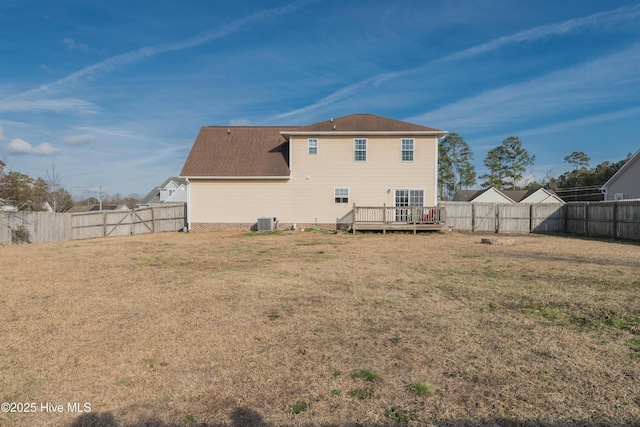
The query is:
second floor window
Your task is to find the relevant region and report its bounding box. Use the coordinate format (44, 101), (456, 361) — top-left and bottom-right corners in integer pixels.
(354, 138), (367, 161)
(401, 139), (414, 161)
(308, 139), (318, 155)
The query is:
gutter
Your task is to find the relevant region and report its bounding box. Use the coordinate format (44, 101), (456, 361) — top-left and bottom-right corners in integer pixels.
(281, 131), (447, 137)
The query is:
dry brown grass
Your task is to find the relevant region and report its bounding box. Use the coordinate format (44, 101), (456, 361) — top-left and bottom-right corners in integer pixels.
(1, 230), (639, 427)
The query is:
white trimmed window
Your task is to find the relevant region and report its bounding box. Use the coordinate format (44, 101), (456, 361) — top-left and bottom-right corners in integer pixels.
(401, 138), (414, 161)
(395, 189), (424, 207)
(308, 139), (318, 155)
(354, 138), (367, 161)
(334, 188), (349, 204)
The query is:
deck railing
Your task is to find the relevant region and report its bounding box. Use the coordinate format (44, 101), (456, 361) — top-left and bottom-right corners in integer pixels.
(352, 204), (444, 225)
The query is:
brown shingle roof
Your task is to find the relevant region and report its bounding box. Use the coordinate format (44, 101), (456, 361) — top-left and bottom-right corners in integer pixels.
(290, 113), (444, 133)
(180, 126), (294, 177)
(180, 114), (445, 178)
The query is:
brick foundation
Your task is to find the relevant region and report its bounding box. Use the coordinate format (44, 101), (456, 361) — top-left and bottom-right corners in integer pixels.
(190, 222), (350, 232)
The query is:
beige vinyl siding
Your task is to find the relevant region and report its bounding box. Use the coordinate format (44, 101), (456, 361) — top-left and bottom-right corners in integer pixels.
(189, 134), (438, 225)
(605, 157), (640, 200)
(288, 134), (437, 223)
(189, 179), (296, 224)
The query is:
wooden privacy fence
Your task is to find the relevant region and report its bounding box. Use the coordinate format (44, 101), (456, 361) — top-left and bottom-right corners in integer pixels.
(440, 200), (640, 240)
(565, 200), (640, 239)
(1, 203), (186, 244)
(0, 211), (71, 244)
(71, 204), (187, 240)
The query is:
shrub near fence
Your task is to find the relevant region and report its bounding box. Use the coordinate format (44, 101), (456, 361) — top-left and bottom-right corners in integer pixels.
(0, 211), (72, 244)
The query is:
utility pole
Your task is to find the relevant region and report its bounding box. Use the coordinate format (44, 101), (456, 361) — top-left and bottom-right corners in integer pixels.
(99, 185), (103, 211)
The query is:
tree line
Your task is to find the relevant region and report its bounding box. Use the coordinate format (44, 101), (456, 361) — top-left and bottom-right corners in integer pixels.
(0, 162), (141, 212)
(438, 133), (632, 201)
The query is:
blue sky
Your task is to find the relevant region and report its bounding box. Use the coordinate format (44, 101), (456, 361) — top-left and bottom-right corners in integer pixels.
(1, 0), (639, 198)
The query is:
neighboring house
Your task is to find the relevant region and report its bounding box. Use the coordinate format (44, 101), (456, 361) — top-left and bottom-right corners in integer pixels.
(600, 150), (640, 201)
(67, 204), (129, 213)
(453, 188), (564, 204)
(138, 177), (189, 207)
(41, 202), (54, 212)
(519, 188), (565, 204)
(453, 188), (516, 204)
(180, 114), (446, 231)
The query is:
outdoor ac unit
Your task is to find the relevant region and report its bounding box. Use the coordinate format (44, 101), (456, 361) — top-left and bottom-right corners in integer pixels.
(257, 217), (274, 232)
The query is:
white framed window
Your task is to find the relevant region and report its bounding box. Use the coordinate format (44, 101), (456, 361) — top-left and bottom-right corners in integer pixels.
(395, 189), (424, 207)
(334, 188), (349, 204)
(614, 193), (625, 201)
(308, 138), (318, 155)
(401, 138), (414, 161)
(354, 138), (367, 162)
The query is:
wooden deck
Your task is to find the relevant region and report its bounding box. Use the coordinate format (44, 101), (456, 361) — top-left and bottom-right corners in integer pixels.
(352, 222), (447, 233)
(351, 204), (447, 234)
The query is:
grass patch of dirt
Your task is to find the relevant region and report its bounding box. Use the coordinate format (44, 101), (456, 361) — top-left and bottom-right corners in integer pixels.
(0, 231), (639, 426)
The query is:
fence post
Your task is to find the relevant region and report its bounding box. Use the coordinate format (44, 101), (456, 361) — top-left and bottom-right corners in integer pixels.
(471, 203), (476, 232)
(529, 204), (534, 233)
(103, 212), (107, 238)
(585, 202), (590, 236)
(612, 202), (617, 238)
(151, 206), (156, 233)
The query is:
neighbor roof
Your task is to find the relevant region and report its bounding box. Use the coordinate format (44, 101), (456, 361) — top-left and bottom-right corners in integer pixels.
(180, 126), (294, 177)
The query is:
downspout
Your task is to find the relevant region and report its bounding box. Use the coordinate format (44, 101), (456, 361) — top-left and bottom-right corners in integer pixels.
(433, 136), (439, 206)
(185, 177), (191, 230)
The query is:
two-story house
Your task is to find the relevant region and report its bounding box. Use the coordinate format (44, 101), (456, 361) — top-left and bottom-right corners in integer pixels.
(180, 114), (446, 231)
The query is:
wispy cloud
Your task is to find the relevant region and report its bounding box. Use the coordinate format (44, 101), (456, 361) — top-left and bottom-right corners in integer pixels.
(14, 0), (319, 101)
(461, 106), (640, 150)
(515, 107), (640, 139)
(268, 72), (403, 122)
(272, 3), (640, 121)
(64, 134), (96, 146)
(438, 3), (640, 63)
(0, 98), (99, 114)
(63, 37), (92, 52)
(6, 139), (61, 156)
(406, 43), (640, 131)
(0, 127), (6, 143)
